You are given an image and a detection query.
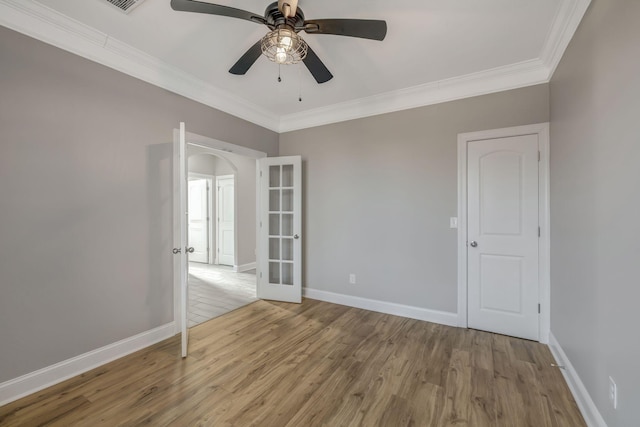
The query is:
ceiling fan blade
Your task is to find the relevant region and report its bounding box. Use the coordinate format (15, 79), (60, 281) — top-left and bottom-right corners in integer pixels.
(229, 40), (263, 75)
(170, 0), (267, 26)
(303, 19), (387, 41)
(303, 46), (333, 84)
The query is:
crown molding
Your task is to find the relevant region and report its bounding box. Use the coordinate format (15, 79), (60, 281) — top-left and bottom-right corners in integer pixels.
(1, 0), (590, 133)
(0, 0), (280, 132)
(539, 0), (591, 77)
(278, 59), (550, 132)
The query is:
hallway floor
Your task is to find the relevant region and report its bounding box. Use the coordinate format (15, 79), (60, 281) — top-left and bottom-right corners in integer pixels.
(188, 263), (257, 327)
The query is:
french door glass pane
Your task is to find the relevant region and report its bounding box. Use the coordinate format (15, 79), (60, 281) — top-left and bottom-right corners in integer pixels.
(282, 214), (293, 236)
(282, 263), (293, 286)
(269, 238), (280, 260)
(269, 189), (280, 211)
(282, 189), (293, 212)
(269, 213), (280, 236)
(269, 262), (280, 283)
(282, 164), (293, 187)
(282, 238), (293, 261)
(269, 165), (280, 187)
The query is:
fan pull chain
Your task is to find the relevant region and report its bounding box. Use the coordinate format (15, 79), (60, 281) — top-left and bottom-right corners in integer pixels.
(278, 65), (282, 83)
(298, 64), (302, 102)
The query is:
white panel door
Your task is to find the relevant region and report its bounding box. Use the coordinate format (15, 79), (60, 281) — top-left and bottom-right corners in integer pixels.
(188, 178), (209, 263)
(216, 175), (235, 266)
(258, 156), (302, 303)
(467, 134), (539, 340)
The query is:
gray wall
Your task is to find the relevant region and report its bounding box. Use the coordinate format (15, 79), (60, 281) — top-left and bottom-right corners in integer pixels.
(188, 153), (236, 177)
(188, 149), (257, 268)
(280, 85), (549, 312)
(549, 1), (640, 425)
(0, 26), (277, 383)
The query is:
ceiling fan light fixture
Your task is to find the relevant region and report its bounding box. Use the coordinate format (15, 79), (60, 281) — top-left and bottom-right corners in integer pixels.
(261, 27), (307, 65)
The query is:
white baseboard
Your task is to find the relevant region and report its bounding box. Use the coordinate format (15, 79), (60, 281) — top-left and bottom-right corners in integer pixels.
(0, 322), (175, 406)
(303, 288), (458, 327)
(234, 262), (256, 273)
(548, 332), (607, 427)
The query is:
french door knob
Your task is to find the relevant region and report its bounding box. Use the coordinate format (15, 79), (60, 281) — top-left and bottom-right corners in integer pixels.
(187, 247), (195, 253)
(294, 234), (300, 239)
(469, 241), (478, 248)
(172, 248), (181, 254)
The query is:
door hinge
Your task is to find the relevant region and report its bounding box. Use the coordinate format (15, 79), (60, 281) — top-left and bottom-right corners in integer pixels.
(538, 151), (541, 162)
(260, 272), (263, 278)
(538, 226), (541, 237)
(538, 303), (541, 314)
(260, 221), (262, 228)
(260, 170), (263, 177)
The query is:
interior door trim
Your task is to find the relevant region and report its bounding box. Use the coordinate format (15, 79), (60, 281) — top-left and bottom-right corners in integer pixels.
(457, 123), (550, 343)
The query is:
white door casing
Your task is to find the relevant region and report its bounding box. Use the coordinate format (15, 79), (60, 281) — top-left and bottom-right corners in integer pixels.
(258, 156), (302, 303)
(457, 123), (550, 343)
(188, 178), (209, 264)
(216, 175), (235, 266)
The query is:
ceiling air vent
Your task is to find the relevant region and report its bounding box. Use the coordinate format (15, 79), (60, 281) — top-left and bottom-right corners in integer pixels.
(100, 0), (147, 14)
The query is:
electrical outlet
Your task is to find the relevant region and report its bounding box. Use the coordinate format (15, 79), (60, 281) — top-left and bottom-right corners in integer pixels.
(609, 376), (617, 409)
(349, 274), (356, 284)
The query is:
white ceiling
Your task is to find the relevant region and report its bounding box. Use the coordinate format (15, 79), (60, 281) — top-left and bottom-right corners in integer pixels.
(1, 0), (590, 131)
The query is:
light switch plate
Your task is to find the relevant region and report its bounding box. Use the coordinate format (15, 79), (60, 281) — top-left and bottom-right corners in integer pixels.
(450, 217), (458, 228)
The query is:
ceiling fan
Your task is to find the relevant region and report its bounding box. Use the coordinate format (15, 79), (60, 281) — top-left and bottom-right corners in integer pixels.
(170, 0), (387, 83)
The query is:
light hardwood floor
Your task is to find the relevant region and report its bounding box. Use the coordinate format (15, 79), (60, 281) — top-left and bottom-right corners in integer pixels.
(0, 299), (585, 426)
(188, 263), (257, 327)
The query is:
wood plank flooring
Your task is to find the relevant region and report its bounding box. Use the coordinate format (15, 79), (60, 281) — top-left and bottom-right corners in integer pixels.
(0, 299), (585, 426)
(188, 263), (257, 327)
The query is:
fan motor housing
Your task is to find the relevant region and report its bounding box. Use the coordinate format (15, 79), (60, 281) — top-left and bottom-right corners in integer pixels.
(264, 2), (305, 30)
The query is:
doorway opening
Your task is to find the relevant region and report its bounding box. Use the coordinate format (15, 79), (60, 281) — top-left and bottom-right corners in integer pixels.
(174, 125), (303, 358)
(185, 148), (258, 327)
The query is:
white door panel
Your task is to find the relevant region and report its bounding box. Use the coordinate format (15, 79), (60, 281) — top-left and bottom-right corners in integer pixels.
(188, 178), (209, 263)
(216, 176), (235, 266)
(258, 157), (302, 303)
(468, 134), (539, 340)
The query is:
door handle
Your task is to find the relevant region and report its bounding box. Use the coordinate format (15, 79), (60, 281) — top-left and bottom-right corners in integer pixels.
(293, 234), (300, 239)
(186, 247), (195, 253)
(172, 248), (181, 254)
(469, 241), (478, 248)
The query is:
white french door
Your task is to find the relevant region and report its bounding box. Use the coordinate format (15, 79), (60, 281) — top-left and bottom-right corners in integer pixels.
(466, 134), (540, 341)
(216, 175), (235, 266)
(258, 156), (302, 303)
(173, 122), (189, 358)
